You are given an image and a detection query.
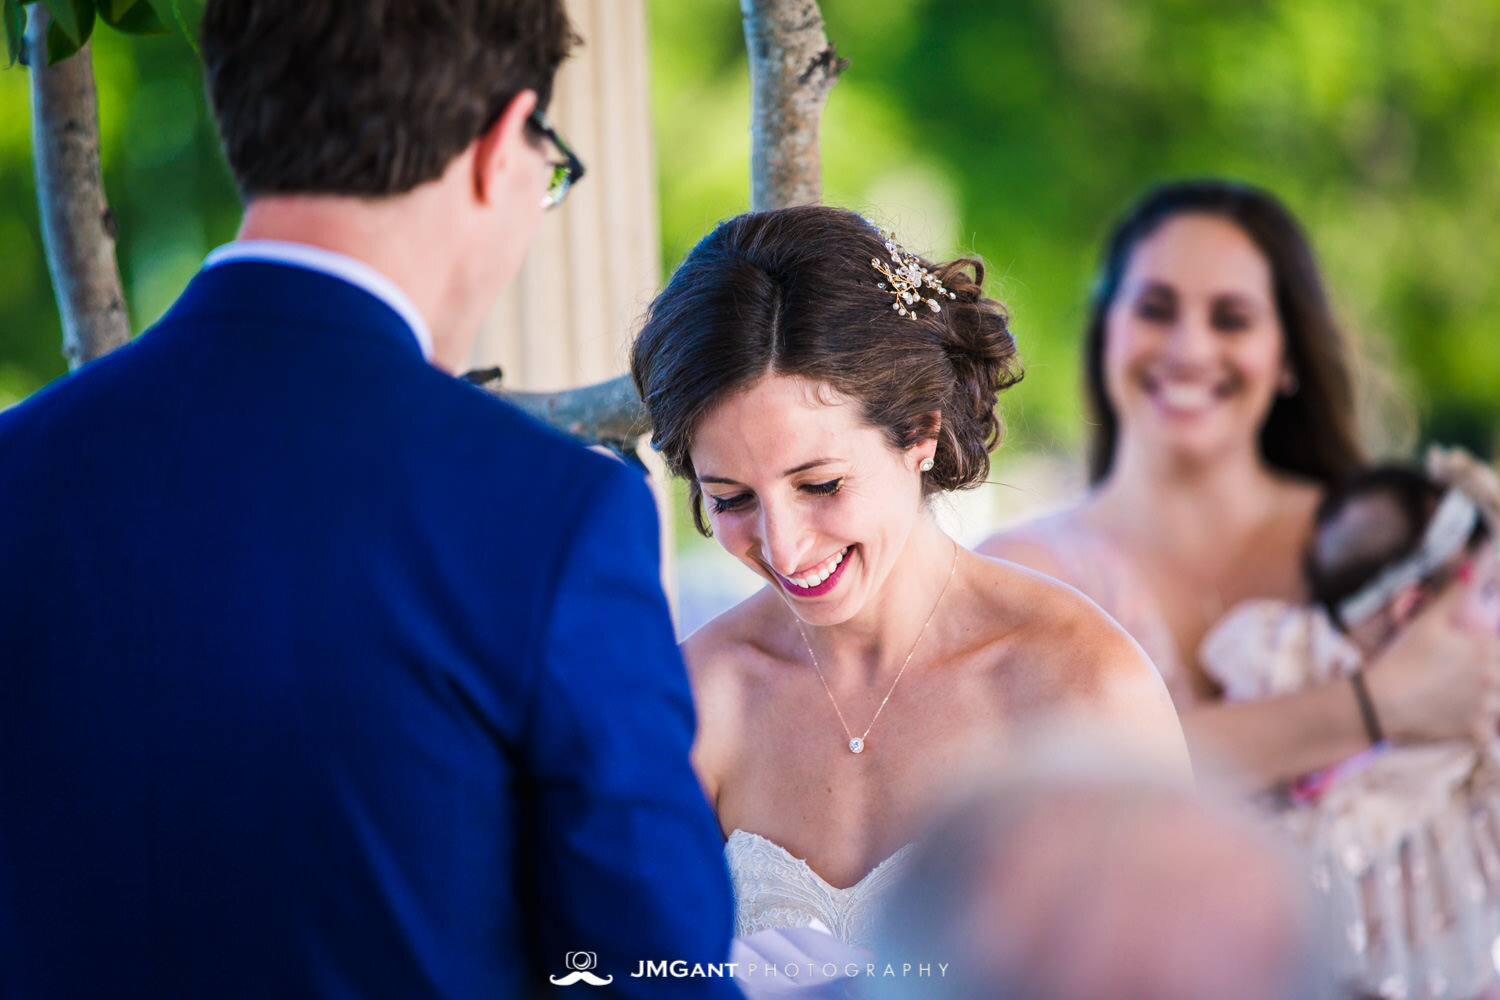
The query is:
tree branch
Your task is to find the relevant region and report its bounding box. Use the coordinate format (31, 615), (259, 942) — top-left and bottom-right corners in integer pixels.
(740, 0), (846, 211)
(465, 370), (649, 448)
(26, 4), (131, 369)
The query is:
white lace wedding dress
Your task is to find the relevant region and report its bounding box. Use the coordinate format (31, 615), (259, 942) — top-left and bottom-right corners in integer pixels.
(725, 829), (914, 951)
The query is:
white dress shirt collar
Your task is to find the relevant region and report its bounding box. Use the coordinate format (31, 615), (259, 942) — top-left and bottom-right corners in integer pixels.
(204, 240), (434, 361)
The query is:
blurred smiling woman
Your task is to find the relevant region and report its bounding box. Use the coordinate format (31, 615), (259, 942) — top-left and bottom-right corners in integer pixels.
(631, 205), (1188, 949)
(981, 180), (1500, 790)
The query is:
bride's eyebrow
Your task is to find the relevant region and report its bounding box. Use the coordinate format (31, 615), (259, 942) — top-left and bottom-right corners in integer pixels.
(697, 458), (839, 486)
(784, 458), (838, 476)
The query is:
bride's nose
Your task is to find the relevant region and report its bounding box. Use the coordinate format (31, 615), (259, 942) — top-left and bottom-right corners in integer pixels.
(756, 502), (813, 578)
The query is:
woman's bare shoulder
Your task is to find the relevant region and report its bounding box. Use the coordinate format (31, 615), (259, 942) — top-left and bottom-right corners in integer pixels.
(975, 504), (1095, 576)
(680, 588), (782, 691)
(679, 589), (787, 804)
(966, 554), (1191, 775)
(969, 552), (1142, 673)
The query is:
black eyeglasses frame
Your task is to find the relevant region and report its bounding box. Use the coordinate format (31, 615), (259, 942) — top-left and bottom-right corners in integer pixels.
(527, 110), (585, 210)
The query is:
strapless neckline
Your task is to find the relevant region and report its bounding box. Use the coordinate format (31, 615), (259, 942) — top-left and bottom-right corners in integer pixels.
(726, 829), (914, 892)
(724, 829), (915, 949)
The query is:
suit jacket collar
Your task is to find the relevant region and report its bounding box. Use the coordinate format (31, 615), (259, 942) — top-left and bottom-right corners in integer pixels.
(164, 260), (431, 364)
(204, 241), (433, 360)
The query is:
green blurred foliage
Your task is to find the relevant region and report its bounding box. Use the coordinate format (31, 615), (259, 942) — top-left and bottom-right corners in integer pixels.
(2, 0), (1497, 455)
(0, 0), (228, 407)
(3, 0), (173, 67)
(650, 0), (1500, 457)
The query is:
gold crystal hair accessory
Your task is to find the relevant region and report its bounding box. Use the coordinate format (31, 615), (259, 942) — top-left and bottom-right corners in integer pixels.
(870, 228), (957, 318)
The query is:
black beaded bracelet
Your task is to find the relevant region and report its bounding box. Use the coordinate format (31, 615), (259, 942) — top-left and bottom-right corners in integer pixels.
(1350, 670), (1384, 746)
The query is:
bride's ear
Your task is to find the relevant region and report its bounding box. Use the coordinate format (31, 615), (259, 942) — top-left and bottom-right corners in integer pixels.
(911, 412), (941, 472)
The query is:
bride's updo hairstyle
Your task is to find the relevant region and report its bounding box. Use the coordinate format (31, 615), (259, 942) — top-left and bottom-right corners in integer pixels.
(631, 205), (1021, 535)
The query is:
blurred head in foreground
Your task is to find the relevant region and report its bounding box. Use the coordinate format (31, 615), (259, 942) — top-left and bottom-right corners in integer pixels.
(873, 752), (1336, 1000)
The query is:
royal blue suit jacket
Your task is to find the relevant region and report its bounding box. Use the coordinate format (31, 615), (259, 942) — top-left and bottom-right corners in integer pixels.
(0, 261), (738, 999)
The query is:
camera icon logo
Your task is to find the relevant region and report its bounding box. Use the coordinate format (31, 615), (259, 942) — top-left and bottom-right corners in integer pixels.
(549, 950), (613, 987)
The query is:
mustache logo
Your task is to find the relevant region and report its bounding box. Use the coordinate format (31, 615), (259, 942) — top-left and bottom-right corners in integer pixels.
(550, 951), (614, 987)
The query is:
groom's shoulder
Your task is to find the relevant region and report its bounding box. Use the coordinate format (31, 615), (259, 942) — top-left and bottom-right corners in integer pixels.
(0, 334), (150, 453)
(412, 372), (658, 544)
(420, 371), (636, 486)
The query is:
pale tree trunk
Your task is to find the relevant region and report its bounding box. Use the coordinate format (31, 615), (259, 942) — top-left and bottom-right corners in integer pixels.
(478, 0), (845, 436)
(22, 0), (841, 434)
(740, 0), (845, 211)
(26, 5), (131, 369)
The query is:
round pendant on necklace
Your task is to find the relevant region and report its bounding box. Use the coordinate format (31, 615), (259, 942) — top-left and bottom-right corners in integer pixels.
(849, 737), (865, 754)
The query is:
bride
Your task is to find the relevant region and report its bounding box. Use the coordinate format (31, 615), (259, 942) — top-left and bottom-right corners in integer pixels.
(630, 206), (1190, 948)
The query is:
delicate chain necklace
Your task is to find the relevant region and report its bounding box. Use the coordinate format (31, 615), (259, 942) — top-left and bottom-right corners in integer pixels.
(794, 542), (959, 755)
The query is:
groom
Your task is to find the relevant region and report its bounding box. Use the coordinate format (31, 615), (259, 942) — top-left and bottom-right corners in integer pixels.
(0, 2), (736, 998)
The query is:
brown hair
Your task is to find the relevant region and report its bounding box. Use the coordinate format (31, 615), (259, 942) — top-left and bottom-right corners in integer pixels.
(1084, 180), (1364, 485)
(201, 0), (578, 199)
(630, 206), (1022, 535)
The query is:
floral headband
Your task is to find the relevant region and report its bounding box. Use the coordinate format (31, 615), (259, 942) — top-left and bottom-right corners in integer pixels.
(1337, 489), (1482, 625)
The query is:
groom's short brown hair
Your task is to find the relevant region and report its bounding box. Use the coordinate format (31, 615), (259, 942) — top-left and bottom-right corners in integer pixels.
(202, 0), (577, 199)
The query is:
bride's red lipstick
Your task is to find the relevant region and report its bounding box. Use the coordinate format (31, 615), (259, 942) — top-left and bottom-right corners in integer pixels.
(776, 547), (852, 598)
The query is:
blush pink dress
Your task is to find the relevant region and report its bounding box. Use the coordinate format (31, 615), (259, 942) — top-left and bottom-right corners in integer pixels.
(1203, 600), (1500, 1000)
(1002, 511), (1500, 999)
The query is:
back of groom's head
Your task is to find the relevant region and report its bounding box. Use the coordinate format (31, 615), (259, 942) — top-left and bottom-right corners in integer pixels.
(201, 0), (577, 200)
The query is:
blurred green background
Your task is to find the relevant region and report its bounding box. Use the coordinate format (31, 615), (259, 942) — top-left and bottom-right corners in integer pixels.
(4, 0), (1499, 460)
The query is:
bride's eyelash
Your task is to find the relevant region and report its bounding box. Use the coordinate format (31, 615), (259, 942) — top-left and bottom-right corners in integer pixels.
(709, 493), (751, 514)
(707, 479), (842, 515)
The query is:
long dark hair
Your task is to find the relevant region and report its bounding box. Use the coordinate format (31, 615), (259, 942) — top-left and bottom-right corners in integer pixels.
(631, 206), (1021, 535)
(1084, 180), (1364, 485)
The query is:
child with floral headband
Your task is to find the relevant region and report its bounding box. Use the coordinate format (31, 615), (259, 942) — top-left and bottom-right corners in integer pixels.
(1311, 464), (1499, 661)
(1201, 447), (1500, 1000)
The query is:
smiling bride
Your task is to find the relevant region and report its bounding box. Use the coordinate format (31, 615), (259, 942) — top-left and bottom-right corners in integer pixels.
(630, 206), (1190, 949)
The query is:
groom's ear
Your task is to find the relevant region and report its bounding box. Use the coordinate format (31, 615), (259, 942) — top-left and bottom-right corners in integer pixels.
(471, 89), (540, 205)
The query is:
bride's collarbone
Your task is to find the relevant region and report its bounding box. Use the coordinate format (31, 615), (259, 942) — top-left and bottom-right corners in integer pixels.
(719, 730), (981, 851)
(716, 684), (1005, 890)
(731, 678), (1001, 771)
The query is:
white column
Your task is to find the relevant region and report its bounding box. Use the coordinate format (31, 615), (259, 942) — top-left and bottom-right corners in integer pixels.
(468, 0), (678, 615)
(470, 0), (660, 394)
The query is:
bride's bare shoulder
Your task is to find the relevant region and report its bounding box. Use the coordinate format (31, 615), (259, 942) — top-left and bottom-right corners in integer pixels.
(680, 588), (783, 676)
(679, 588), (795, 732)
(965, 553), (1190, 774)
(968, 551), (1132, 664)
(678, 589), (791, 803)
